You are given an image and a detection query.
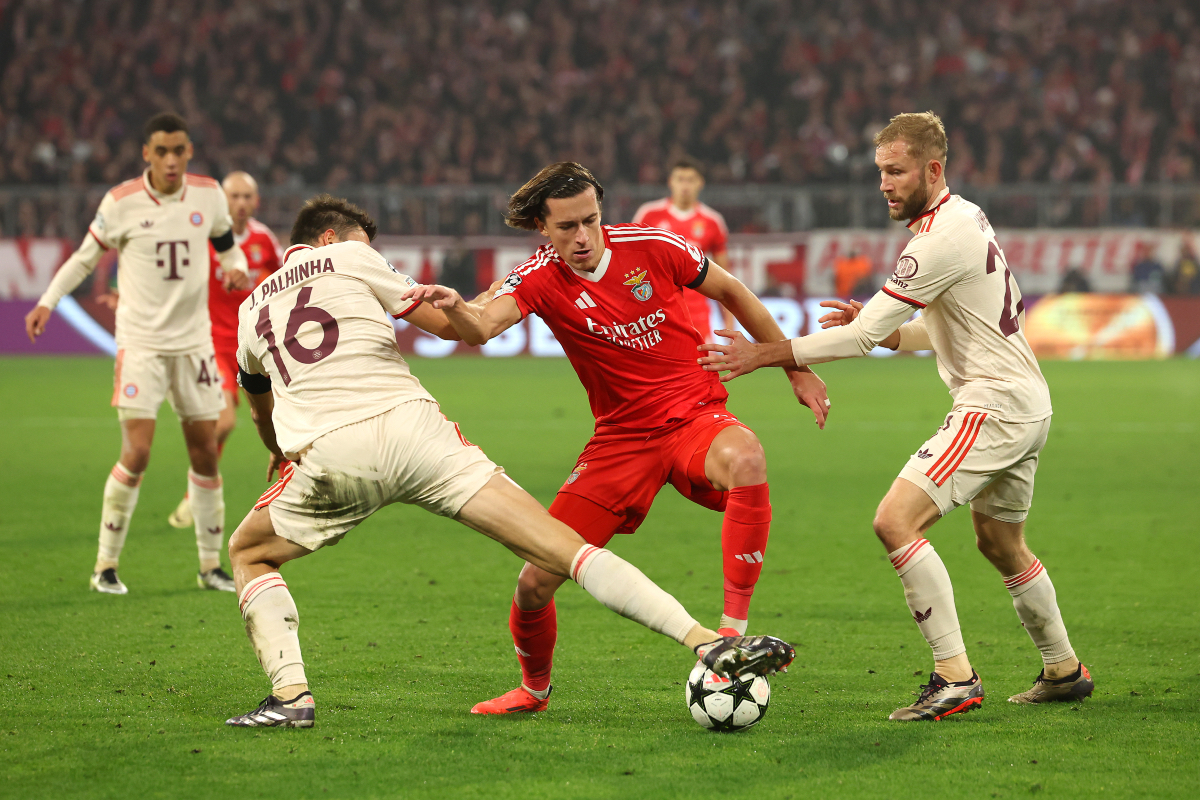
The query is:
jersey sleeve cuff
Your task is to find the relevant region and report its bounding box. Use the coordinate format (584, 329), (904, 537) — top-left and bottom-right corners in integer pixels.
(393, 300), (421, 319)
(882, 285), (926, 308)
(88, 228), (110, 250)
(684, 257), (709, 289)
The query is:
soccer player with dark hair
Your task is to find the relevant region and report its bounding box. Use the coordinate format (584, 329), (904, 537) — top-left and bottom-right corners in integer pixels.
(699, 112), (1093, 720)
(223, 193), (794, 727)
(25, 112), (250, 594)
(633, 157), (733, 344)
(402, 162), (830, 714)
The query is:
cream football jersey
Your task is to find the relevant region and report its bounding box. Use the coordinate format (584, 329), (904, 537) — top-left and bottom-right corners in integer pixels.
(790, 187), (1052, 423)
(93, 172), (233, 352)
(236, 240), (434, 458)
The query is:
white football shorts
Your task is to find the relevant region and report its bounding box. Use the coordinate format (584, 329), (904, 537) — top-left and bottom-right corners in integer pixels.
(899, 409), (1052, 523)
(255, 400), (503, 550)
(112, 347), (225, 422)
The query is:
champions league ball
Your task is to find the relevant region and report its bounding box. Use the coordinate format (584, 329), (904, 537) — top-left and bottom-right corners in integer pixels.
(685, 661), (770, 731)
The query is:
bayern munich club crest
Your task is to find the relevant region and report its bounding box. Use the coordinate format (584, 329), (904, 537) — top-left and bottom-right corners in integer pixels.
(893, 255), (919, 280)
(623, 270), (653, 301)
(190, 211), (204, 226)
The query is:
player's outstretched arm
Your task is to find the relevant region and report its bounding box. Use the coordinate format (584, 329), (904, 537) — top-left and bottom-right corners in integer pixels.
(695, 262), (830, 428)
(818, 300), (902, 350)
(399, 284), (521, 346)
(27, 218), (110, 343)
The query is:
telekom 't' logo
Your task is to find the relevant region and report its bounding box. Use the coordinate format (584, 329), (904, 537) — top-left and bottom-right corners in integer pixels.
(156, 240), (190, 280)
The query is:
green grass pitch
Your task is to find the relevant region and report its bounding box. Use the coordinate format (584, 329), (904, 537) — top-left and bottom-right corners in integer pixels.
(1, 355), (1197, 799)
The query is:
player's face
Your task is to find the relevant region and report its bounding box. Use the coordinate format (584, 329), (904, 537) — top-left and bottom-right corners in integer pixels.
(876, 140), (931, 222)
(668, 167), (704, 208)
(538, 187), (604, 270)
(142, 131), (193, 194)
(224, 175), (259, 229)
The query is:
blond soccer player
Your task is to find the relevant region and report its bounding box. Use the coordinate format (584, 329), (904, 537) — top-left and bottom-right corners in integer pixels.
(699, 112), (1093, 719)
(25, 112), (250, 595)
(222, 194), (794, 727)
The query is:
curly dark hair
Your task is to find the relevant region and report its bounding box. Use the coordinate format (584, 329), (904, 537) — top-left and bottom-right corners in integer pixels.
(143, 112), (188, 143)
(505, 162), (604, 230)
(290, 193), (378, 245)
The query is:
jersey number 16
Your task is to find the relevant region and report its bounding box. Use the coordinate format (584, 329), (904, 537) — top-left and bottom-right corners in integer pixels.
(255, 287), (340, 386)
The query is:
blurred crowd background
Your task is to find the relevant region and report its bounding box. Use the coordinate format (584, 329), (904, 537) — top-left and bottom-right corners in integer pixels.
(3, 0), (1200, 190)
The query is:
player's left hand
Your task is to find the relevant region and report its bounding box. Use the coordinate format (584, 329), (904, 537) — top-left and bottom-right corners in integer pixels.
(697, 330), (762, 380)
(787, 367), (830, 429)
(224, 269), (251, 291)
(267, 452), (289, 483)
(400, 284), (464, 310)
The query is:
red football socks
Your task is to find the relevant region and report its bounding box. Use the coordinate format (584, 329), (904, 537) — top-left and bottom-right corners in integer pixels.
(721, 483), (771, 620)
(510, 598), (557, 693)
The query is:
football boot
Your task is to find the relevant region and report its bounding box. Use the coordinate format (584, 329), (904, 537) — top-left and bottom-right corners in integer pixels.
(226, 691), (315, 727)
(167, 496), (193, 529)
(198, 567), (236, 592)
(1008, 663), (1094, 704)
(89, 568), (128, 595)
(889, 670), (984, 721)
(470, 685), (552, 715)
(694, 635), (795, 679)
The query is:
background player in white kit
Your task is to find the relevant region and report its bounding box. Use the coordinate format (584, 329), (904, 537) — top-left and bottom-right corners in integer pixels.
(223, 195), (794, 727)
(698, 112), (1093, 720)
(24, 113), (250, 595)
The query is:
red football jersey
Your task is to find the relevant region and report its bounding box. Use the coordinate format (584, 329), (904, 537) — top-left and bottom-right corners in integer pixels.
(632, 199), (729, 340)
(495, 224), (728, 431)
(209, 217), (284, 344)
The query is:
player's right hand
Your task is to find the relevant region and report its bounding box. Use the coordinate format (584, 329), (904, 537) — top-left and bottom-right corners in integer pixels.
(817, 299), (863, 328)
(98, 291), (120, 310)
(24, 304), (52, 343)
(267, 452), (289, 483)
(400, 284), (463, 310)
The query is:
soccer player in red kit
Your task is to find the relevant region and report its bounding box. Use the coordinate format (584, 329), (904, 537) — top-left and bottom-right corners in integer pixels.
(632, 157), (731, 343)
(168, 171), (283, 531)
(402, 163), (831, 714)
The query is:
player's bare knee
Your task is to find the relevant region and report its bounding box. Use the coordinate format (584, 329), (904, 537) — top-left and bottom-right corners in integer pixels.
(515, 563), (562, 609)
(725, 443), (767, 487)
(872, 509), (913, 551)
(120, 446), (152, 474)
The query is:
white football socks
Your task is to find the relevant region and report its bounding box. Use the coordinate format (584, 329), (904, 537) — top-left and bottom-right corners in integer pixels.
(96, 463), (142, 572)
(1004, 558), (1076, 665)
(889, 539), (966, 660)
(188, 470), (225, 572)
(570, 545), (699, 644)
(239, 572), (307, 691)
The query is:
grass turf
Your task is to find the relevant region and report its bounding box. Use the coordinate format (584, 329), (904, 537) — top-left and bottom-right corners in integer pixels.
(0, 355), (1197, 799)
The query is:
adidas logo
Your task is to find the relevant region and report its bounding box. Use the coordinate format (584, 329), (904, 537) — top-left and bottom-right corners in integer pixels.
(916, 449), (933, 459)
(207, 526), (222, 534)
(913, 607), (933, 623)
(104, 522), (123, 531)
(514, 646), (531, 657)
(734, 551), (764, 563)
(574, 291), (597, 310)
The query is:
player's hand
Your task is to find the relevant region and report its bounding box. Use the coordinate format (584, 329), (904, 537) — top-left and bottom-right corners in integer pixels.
(267, 452), (289, 483)
(97, 292), (120, 310)
(697, 330), (763, 380)
(224, 269), (250, 291)
(400, 284), (463, 310)
(787, 367), (830, 429)
(817, 299), (863, 328)
(24, 305), (52, 343)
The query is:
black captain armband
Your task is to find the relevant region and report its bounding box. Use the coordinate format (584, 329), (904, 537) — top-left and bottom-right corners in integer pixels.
(238, 367), (272, 395)
(684, 257), (710, 289)
(210, 229), (235, 252)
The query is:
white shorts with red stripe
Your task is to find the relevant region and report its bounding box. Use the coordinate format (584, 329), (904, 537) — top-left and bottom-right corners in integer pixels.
(254, 399), (502, 551)
(899, 409), (1052, 523)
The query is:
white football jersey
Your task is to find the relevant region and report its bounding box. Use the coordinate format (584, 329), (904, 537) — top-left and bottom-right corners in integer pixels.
(882, 189), (1051, 422)
(789, 187), (1051, 423)
(236, 240), (433, 458)
(88, 171), (234, 352)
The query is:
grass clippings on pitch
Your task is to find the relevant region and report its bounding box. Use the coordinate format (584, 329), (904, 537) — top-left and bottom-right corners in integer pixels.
(1, 355), (1197, 799)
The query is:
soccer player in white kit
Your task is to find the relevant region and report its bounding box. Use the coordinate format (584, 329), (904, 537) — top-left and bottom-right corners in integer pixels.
(697, 112), (1093, 720)
(223, 195), (794, 728)
(25, 113), (251, 595)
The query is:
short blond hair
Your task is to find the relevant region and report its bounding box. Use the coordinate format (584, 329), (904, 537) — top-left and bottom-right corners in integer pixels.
(874, 111), (948, 165)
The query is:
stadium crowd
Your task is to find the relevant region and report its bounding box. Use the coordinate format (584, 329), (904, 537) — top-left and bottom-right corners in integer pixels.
(2, 0), (1200, 190)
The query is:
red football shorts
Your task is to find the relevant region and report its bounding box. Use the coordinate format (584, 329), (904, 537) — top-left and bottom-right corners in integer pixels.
(213, 337), (240, 401)
(549, 403), (749, 546)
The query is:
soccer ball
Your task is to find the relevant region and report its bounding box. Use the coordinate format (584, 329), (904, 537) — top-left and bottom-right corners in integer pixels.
(685, 661), (770, 731)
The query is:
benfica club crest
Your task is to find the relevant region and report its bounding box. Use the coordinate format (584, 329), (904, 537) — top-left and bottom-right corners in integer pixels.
(567, 462), (588, 484)
(623, 270), (653, 301)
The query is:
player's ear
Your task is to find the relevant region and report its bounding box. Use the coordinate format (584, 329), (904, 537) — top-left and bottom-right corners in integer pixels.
(534, 217), (549, 238)
(142, 144), (150, 163)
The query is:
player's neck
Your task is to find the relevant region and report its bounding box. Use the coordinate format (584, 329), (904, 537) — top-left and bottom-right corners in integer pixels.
(147, 170), (184, 196)
(671, 198), (697, 213)
(906, 184), (949, 231)
(232, 220), (249, 237)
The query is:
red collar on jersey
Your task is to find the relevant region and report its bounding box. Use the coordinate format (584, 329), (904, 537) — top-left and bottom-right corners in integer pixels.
(283, 243), (313, 261)
(907, 189), (951, 229)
